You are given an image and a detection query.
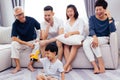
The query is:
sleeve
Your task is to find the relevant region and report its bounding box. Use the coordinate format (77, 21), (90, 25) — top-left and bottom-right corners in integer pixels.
(33, 18), (41, 30)
(11, 23), (18, 37)
(78, 19), (85, 35)
(39, 58), (47, 64)
(58, 62), (64, 72)
(89, 16), (96, 36)
(109, 19), (116, 32)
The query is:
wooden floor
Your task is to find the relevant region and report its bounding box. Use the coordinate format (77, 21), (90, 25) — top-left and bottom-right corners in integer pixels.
(0, 56), (120, 80)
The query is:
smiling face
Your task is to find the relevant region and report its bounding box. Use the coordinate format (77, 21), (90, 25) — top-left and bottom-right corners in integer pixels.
(95, 6), (106, 19)
(14, 8), (25, 23)
(44, 10), (54, 23)
(45, 50), (56, 61)
(66, 7), (75, 19)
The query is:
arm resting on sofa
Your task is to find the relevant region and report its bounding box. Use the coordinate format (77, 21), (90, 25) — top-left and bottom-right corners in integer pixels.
(110, 32), (119, 69)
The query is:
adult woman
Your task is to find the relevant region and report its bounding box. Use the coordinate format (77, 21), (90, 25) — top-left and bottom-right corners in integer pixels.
(83, 0), (116, 74)
(63, 4), (85, 72)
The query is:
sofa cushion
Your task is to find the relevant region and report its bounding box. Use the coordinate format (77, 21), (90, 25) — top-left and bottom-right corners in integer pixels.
(0, 44), (11, 71)
(0, 27), (12, 44)
(0, 44), (11, 50)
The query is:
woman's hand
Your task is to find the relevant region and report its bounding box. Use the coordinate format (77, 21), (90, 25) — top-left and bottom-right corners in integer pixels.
(64, 32), (71, 38)
(105, 10), (112, 19)
(92, 36), (98, 48)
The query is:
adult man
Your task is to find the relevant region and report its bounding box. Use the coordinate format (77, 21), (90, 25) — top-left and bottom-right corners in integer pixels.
(11, 6), (40, 73)
(40, 5), (64, 60)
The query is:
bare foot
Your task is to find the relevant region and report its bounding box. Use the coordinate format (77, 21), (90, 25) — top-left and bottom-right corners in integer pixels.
(99, 64), (105, 73)
(64, 65), (72, 73)
(65, 65), (72, 73)
(11, 67), (21, 74)
(64, 65), (67, 73)
(93, 66), (100, 74)
(28, 65), (35, 72)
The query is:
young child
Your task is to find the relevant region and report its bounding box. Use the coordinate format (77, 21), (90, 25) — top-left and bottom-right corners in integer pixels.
(36, 43), (65, 80)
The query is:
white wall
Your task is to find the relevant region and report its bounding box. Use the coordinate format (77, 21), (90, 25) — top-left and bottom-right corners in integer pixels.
(107, 0), (120, 22)
(0, 0), (14, 26)
(107, 0), (120, 49)
(25, 0), (88, 23)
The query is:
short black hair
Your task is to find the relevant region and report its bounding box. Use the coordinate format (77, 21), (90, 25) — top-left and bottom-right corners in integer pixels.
(45, 43), (58, 55)
(95, 0), (108, 9)
(66, 4), (79, 20)
(44, 5), (53, 11)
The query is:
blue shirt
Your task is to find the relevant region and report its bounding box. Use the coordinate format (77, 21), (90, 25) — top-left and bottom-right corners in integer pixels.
(11, 16), (40, 41)
(89, 15), (116, 37)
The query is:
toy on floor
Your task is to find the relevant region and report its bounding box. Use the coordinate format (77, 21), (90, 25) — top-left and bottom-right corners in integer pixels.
(30, 50), (40, 61)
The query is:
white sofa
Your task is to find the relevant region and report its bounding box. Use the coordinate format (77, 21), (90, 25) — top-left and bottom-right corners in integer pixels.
(0, 44), (11, 71)
(0, 23), (119, 71)
(0, 27), (12, 71)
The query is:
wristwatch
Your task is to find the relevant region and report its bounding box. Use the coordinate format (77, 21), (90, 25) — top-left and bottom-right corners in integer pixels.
(108, 17), (113, 21)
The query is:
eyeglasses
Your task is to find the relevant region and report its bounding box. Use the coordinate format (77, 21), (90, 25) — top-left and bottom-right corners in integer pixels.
(15, 13), (24, 17)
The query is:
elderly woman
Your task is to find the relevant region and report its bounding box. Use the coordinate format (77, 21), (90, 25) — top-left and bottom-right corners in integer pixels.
(83, 0), (116, 74)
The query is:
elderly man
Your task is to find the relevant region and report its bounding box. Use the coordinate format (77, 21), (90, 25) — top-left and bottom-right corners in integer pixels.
(11, 6), (41, 73)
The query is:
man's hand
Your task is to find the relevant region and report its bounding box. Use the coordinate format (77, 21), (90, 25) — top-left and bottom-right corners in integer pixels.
(27, 43), (34, 49)
(39, 40), (47, 47)
(92, 36), (98, 48)
(35, 40), (39, 43)
(45, 21), (53, 27)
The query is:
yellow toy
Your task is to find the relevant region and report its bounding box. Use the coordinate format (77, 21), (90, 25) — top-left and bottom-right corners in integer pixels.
(30, 50), (40, 61)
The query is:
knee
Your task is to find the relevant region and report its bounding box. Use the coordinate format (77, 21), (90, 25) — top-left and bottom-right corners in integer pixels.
(72, 45), (80, 49)
(11, 41), (19, 48)
(83, 40), (91, 48)
(64, 45), (69, 49)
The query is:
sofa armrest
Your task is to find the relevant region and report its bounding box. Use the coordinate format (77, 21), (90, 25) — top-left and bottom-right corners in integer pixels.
(110, 32), (119, 69)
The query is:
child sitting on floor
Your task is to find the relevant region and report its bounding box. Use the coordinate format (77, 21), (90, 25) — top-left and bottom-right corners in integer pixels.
(36, 43), (65, 80)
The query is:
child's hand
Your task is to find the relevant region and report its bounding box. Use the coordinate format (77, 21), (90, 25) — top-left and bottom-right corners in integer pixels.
(29, 54), (34, 58)
(37, 59), (40, 63)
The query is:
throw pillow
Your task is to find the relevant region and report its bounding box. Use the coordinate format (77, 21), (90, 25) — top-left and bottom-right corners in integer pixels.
(0, 27), (12, 44)
(56, 34), (84, 45)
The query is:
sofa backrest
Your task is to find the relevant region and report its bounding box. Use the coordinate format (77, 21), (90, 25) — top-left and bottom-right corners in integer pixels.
(0, 26), (41, 44)
(0, 26), (12, 44)
(84, 23), (89, 37)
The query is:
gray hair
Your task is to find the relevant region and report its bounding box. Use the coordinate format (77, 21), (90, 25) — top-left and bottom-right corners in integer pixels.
(13, 6), (24, 14)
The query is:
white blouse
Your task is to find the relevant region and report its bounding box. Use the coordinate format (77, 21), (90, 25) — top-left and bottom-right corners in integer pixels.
(64, 18), (85, 36)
